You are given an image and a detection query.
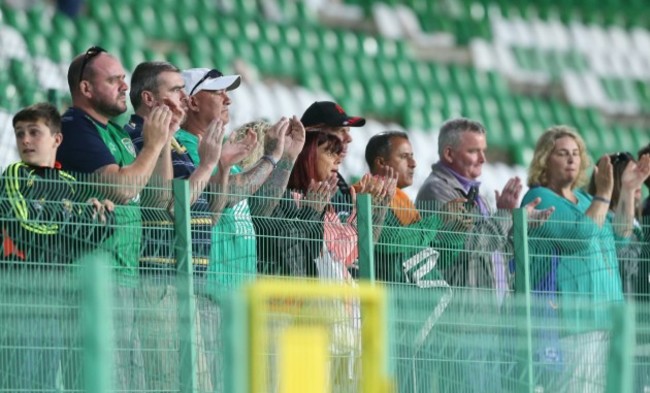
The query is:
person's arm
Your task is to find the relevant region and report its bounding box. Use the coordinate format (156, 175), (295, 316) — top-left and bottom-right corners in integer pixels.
(201, 121), (258, 223)
(95, 106), (173, 204)
(186, 119), (227, 207)
(522, 187), (600, 254)
(2, 163), (57, 235)
(612, 154), (650, 238)
(250, 116), (305, 217)
(226, 118), (287, 206)
(584, 156), (614, 227)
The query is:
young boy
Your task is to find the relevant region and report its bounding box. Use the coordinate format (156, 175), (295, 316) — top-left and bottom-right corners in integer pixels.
(0, 103), (112, 392)
(1, 102), (114, 263)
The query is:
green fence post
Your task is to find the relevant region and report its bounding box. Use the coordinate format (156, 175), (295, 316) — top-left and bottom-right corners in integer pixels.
(83, 252), (114, 393)
(223, 293), (249, 393)
(513, 208), (534, 393)
(605, 303), (635, 393)
(173, 179), (198, 393)
(357, 193), (375, 283)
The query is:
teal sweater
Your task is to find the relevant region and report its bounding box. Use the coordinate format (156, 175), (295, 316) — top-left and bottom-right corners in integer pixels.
(522, 187), (624, 332)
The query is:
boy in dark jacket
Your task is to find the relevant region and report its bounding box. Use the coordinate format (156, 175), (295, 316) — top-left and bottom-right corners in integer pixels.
(0, 103), (113, 392)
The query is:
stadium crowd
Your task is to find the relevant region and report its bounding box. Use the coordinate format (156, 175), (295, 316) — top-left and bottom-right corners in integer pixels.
(2, 45), (650, 393)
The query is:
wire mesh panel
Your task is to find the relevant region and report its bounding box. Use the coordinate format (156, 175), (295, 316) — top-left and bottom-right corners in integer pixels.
(387, 286), (635, 393)
(0, 174), (200, 393)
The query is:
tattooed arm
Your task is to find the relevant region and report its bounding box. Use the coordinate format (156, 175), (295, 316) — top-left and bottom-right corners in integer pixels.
(227, 117), (288, 206)
(250, 116), (306, 216)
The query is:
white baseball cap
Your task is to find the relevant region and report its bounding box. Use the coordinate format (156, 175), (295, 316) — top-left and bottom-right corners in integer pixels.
(182, 68), (241, 96)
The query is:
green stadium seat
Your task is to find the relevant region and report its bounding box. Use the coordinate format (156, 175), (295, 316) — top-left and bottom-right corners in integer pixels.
(335, 53), (357, 79)
(188, 36), (214, 67)
(1, 5), (30, 34)
(282, 25), (302, 49)
(293, 49), (317, 80)
(24, 32), (49, 58)
(233, 0), (257, 17)
(19, 87), (47, 107)
(394, 59), (414, 85)
(212, 40), (236, 70)
(252, 41), (275, 75)
(319, 29), (339, 53)
(47, 35), (75, 63)
(430, 63), (451, 90)
(0, 81), (20, 112)
(375, 58), (398, 85)
(533, 99), (555, 127)
(338, 31), (362, 55)
(411, 61), (433, 87)
(355, 57), (377, 84)
(175, 7), (200, 39)
(167, 51), (191, 71)
(272, 45), (296, 78)
(73, 20), (102, 54)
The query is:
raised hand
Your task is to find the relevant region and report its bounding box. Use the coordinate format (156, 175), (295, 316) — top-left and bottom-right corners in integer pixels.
(88, 198), (115, 224)
(442, 197), (474, 231)
(162, 97), (186, 137)
(377, 165), (398, 205)
(221, 127), (258, 167)
(524, 196), (555, 228)
(303, 173), (338, 213)
(263, 117), (289, 161)
(283, 116), (306, 161)
(142, 105), (173, 150)
(197, 118), (226, 167)
(622, 153), (650, 190)
(495, 177), (523, 210)
(593, 155), (614, 200)
(356, 171), (396, 206)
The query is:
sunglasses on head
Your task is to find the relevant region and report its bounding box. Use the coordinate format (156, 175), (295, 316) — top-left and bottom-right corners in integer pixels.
(189, 69), (224, 96)
(79, 46), (107, 83)
(609, 151), (634, 165)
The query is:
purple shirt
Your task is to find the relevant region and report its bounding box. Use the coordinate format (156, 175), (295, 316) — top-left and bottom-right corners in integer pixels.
(440, 162), (489, 216)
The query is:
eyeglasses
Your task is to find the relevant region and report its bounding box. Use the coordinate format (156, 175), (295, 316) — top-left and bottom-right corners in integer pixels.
(609, 151), (634, 165)
(189, 69), (223, 96)
(79, 46), (107, 83)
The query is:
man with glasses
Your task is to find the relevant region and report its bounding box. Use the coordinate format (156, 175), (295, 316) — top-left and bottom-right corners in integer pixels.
(56, 47), (173, 391)
(177, 67), (306, 390)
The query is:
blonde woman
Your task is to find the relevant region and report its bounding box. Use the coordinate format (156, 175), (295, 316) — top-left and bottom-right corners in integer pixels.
(522, 125), (650, 393)
(232, 120), (270, 170)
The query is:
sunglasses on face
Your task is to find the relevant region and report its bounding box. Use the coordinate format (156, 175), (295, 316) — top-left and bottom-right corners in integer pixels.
(78, 46), (107, 83)
(609, 151), (634, 165)
(189, 69), (224, 96)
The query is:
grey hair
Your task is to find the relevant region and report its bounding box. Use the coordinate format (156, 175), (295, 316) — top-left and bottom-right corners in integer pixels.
(437, 118), (486, 156)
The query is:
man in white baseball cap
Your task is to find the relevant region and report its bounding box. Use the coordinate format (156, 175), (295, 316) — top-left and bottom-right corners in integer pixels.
(181, 68), (241, 125)
(176, 67), (307, 390)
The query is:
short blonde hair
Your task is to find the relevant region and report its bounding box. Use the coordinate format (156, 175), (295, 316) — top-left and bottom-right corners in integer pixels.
(232, 120), (270, 170)
(527, 125), (591, 188)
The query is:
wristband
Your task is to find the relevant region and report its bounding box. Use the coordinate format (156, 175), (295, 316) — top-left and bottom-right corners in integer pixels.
(593, 195), (611, 204)
(260, 155), (278, 169)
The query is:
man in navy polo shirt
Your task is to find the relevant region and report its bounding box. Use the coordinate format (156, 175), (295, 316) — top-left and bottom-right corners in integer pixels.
(124, 61), (255, 391)
(56, 47), (173, 391)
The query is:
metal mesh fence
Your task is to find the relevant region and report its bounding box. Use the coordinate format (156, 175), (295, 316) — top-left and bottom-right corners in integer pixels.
(0, 173), (644, 392)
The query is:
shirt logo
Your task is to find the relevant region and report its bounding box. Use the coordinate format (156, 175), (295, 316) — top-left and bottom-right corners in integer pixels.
(121, 138), (136, 157)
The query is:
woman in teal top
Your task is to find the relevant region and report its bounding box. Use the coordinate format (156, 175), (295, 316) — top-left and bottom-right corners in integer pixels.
(522, 126), (650, 328)
(521, 125), (650, 392)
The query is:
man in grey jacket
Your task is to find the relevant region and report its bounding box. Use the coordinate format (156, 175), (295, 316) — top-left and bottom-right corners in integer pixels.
(416, 117), (543, 290)
(415, 118), (549, 393)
